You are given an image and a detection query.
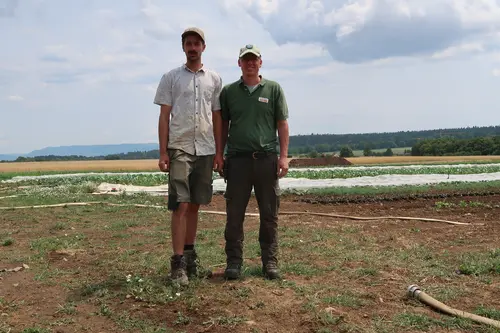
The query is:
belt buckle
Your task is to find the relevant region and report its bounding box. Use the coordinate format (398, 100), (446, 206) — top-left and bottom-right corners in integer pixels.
(252, 151), (258, 160)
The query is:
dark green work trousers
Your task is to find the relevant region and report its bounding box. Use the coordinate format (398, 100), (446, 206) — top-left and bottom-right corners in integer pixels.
(223, 152), (280, 267)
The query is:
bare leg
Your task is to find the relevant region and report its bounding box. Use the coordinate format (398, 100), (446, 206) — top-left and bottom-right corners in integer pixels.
(185, 203), (200, 245)
(171, 203), (189, 255)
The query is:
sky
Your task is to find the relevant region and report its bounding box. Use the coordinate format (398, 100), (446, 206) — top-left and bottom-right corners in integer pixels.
(1, 0), (500, 154)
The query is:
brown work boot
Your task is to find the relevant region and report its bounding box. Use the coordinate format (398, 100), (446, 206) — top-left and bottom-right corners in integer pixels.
(170, 255), (188, 286)
(263, 261), (281, 280)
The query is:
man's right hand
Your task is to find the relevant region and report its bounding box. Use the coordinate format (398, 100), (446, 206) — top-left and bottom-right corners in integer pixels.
(159, 153), (169, 172)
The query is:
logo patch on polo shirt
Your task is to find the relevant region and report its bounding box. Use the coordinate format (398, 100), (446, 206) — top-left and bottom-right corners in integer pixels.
(258, 97), (269, 103)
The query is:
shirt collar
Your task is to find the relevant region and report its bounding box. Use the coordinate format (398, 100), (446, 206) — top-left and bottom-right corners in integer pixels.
(183, 64), (205, 73)
(238, 75), (266, 86)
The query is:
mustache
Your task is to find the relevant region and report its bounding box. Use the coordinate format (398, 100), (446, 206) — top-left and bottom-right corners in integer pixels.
(188, 51), (198, 54)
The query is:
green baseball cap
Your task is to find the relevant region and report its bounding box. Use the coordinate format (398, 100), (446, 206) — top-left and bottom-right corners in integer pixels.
(239, 44), (261, 58)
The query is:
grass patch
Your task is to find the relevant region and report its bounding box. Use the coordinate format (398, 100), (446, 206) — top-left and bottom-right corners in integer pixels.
(322, 291), (365, 308)
(392, 312), (499, 333)
(458, 249), (500, 276)
(30, 235), (85, 257)
(20, 328), (51, 333)
(2, 237), (14, 246)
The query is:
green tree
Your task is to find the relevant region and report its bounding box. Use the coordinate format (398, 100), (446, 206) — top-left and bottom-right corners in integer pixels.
(308, 150), (319, 158)
(339, 146), (354, 158)
(383, 148), (394, 156)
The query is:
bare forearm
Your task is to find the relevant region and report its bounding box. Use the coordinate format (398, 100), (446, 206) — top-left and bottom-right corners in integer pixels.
(158, 107), (170, 154)
(212, 111), (223, 155)
(158, 120), (169, 154)
(221, 120), (229, 154)
(277, 120), (289, 157)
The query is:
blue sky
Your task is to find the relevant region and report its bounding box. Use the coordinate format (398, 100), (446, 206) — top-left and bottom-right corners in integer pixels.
(1, 0), (500, 154)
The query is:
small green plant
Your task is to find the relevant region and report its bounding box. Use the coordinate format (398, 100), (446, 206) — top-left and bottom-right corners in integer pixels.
(99, 303), (112, 317)
(435, 201), (454, 209)
(50, 222), (66, 231)
(55, 302), (77, 315)
(202, 316), (247, 327)
(2, 238), (14, 246)
(173, 311), (191, 325)
(21, 328), (50, 333)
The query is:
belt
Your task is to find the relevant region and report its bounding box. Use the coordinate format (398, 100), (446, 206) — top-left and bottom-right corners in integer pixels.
(230, 151), (276, 160)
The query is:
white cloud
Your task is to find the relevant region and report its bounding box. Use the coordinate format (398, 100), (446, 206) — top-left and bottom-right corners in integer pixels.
(7, 95), (23, 101)
(220, 0), (500, 63)
(431, 42), (485, 59)
(0, 0), (18, 18)
(493, 68), (500, 76)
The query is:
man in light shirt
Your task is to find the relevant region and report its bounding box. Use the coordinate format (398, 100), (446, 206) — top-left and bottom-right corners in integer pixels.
(154, 27), (224, 286)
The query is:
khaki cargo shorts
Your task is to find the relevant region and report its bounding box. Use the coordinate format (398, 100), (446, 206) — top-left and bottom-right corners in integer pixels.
(167, 149), (214, 211)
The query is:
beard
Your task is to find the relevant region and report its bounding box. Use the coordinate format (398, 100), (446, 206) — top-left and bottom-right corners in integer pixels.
(187, 51), (200, 59)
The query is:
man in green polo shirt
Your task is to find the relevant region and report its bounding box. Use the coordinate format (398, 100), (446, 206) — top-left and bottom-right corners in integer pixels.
(219, 44), (290, 280)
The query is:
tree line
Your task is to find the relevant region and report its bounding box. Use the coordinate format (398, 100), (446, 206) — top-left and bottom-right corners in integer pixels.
(411, 136), (500, 156)
(288, 125), (500, 155)
(10, 150), (160, 162)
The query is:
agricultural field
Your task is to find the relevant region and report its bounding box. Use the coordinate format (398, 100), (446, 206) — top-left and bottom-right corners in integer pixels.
(1, 159), (499, 333)
(2, 155), (500, 174)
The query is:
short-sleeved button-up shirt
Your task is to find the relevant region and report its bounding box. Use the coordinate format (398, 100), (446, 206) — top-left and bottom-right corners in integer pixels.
(154, 64), (222, 156)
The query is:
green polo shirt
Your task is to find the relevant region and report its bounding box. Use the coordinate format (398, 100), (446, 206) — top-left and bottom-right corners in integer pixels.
(220, 77), (288, 155)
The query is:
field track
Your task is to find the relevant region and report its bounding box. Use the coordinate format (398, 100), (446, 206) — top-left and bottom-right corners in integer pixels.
(2, 155), (500, 173)
(1, 191), (499, 332)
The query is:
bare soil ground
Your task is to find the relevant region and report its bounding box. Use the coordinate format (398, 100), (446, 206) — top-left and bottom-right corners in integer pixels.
(1, 192), (499, 333)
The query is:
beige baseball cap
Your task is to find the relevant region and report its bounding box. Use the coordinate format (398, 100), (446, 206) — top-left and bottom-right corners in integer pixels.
(239, 44), (261, 58)
(181, 27), (205, 43)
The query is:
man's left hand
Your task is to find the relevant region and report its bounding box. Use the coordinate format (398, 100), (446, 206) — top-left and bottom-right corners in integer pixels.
(277, 157), (289, 178)
(213, 153), (224, 173)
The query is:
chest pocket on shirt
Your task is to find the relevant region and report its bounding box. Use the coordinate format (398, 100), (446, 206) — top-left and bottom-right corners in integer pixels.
(202, 87), (214, 104)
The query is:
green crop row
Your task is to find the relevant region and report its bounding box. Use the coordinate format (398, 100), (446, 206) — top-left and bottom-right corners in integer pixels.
(286, 164), (500, 179)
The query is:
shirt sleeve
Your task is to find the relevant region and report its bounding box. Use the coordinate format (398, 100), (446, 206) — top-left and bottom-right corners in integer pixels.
(220, 86), (230, 121)
(275, 84), (289, 121)
(212, 74), (223, 111)
(153, 72), (173, 106)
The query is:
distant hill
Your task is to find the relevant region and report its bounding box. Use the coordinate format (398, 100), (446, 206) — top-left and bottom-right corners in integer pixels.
(0, 154), (20, 161)
(0, 143), (158, 162)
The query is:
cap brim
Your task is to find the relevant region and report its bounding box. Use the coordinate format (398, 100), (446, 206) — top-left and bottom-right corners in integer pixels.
(239, 50), (261, 58)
